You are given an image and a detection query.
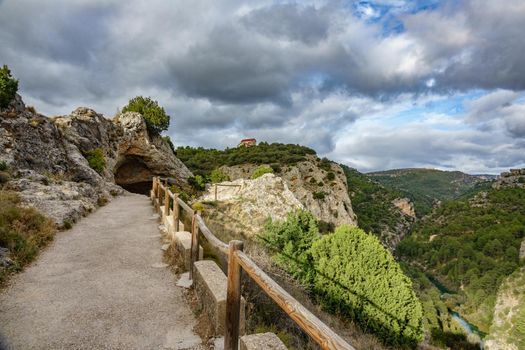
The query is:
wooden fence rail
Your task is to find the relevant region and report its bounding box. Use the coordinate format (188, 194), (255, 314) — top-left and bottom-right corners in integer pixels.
(151, 177), (355, 350)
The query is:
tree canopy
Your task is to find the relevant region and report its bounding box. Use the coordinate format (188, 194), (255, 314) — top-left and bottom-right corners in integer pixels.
(0, 65), (18, 109)
(122, 96), (170, 135)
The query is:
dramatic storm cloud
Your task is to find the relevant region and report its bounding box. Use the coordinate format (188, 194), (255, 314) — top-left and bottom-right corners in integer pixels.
(0, 0), (524, 173)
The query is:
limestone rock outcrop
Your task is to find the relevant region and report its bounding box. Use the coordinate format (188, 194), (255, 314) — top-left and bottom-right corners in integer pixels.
(199, 173), (304, 238)
(392, 198), (416, 218)
(218, 155), (357, 228)
(485, 266), (525, 350)
(0, 95), (191, 226)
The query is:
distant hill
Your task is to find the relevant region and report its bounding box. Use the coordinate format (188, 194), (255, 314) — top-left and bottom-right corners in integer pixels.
(367, 168), (495, 217)
(397, 185), (525, 334)
(342, 165), (414, 250)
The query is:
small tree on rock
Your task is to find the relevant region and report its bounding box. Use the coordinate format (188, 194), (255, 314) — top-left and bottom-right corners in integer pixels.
(122, 96), (170, 135)
(0, 65), (19, 109)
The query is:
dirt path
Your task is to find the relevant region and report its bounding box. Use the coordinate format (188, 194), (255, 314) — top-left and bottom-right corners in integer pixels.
(0, 193), (204, 350)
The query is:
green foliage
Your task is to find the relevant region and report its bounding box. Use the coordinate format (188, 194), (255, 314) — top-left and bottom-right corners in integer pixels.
(188, 175), (206, 191)
(319, 157), (332, 171)
(398, 187), (525, 332)
(270, 163), (282, 173)
(312, 191), (326, 200)
(341, 165), (408, 238)
(162, 135), (175, 153)
(122, 96), (170, 135)
(192, 202), (205, 212)
(0, 65), (18, 109)
(175, 143), (316, 177)
(368, 168), (493, 217)
(84, 148), (106, 174)
(261, 211), (424, 347)
(0, 191), (55, 285)
(251, 166), (273, 179)
(260, 210), (319, 283)
(209, 169), (230, 183)
(326, 172), (335, 181)
(0, 161), (7, 171)
(311, 225), (424, 347)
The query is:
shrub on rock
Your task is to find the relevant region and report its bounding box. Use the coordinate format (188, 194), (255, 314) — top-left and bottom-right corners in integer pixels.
(122, 96), (170, 135)
(0, 65), (18, 109)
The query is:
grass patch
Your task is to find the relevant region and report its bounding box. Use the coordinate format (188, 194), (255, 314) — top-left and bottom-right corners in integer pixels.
(0, 191), (56, 286)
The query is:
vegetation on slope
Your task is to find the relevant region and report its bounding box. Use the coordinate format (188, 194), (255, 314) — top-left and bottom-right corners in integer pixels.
(0, 191), (56, 286)
(260, 210), (424, 347)
(397, 187), (525, 332)
(368, 168), (492, 217)
(342, 165), (411, 245)
(0, 65), (18, 109)
(175, 143), (316, 177)
(122, 96), (170, 135)
(487, 266), (525, 349)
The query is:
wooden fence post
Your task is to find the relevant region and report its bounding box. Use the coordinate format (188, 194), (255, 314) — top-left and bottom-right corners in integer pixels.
(173, 193), (180, 232)
(151, 177), (156, 200)
(189, 211), (200, 280)
(225, 240), (244, 350)
(214, 184), (218, 201)
(164, 185), (170, 217)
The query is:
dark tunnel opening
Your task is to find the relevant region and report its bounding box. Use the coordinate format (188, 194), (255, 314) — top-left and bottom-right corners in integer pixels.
(114, 156), (154, 196)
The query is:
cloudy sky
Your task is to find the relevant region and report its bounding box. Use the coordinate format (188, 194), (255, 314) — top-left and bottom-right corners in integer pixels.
(1, 0), (524, 174)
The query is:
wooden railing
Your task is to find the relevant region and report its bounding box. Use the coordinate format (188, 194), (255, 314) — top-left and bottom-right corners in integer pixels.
(151, 177), (355, 350)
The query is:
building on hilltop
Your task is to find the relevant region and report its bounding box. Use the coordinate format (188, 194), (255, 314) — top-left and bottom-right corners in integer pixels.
(238, 138), (256, 147)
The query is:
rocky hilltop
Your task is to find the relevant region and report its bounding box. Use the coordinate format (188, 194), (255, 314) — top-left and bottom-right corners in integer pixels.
(493, 168), (525, 189)
(0, 95), (191, 226)
(219, 155), (357, 228)
(199, 173), (304, 238)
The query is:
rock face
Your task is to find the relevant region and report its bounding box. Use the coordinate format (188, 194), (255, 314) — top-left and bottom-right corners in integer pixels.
(486, 266), (525, 350)
(0, 95), (191, 225)
(219, 155), (357, 228)
(392, 198), (416, 218)
(493, 168), (525, 189)
(199, 174), (304, 238)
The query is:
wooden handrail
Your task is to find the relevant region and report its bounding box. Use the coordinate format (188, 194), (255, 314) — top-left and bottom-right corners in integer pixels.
(235, 251), (355, 350)
(150, 176), (355, 350)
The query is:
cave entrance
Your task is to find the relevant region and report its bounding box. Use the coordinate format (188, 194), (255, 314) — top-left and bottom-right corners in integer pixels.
(114, 156), (154, 195)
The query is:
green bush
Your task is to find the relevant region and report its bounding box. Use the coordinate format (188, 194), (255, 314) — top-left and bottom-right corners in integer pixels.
(326, 172), (335, 181)
(0, 171), (11, 184)
(260, 210), (319, 283)
(251, 166), (273, 179)
(270, 163), (282, 173)
(210, 169), (230, 183)
(188, 175), (206, 191)
(0, 65), (18, 109)
(162, 135), (175, 153)
(122, 96), (170, 135)
(313, 191), (326, 200)
(0, 161), (7, 171)
(311, 225), (424, 347)
(261, 211), (424, 347)
(84, 148), (106, 174)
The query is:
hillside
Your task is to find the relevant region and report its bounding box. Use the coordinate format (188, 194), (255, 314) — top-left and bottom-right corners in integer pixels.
(397, 183), (525, 337)
(368, 168), (495, 217)
(342, 165), (415, 250)
(177, 145), (356, 228)
(485, 266), (525, 349)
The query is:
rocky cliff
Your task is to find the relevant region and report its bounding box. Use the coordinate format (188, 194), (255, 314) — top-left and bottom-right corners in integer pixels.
(0, 95), (191, 226)
(485, 266), (525, 350)
(493, 168), (525, 189)
(218, 155), (357, 228)
(199, 173), (304, 238)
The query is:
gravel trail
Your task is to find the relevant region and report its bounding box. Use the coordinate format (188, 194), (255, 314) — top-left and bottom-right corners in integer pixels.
(0, 193), (204, 350)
